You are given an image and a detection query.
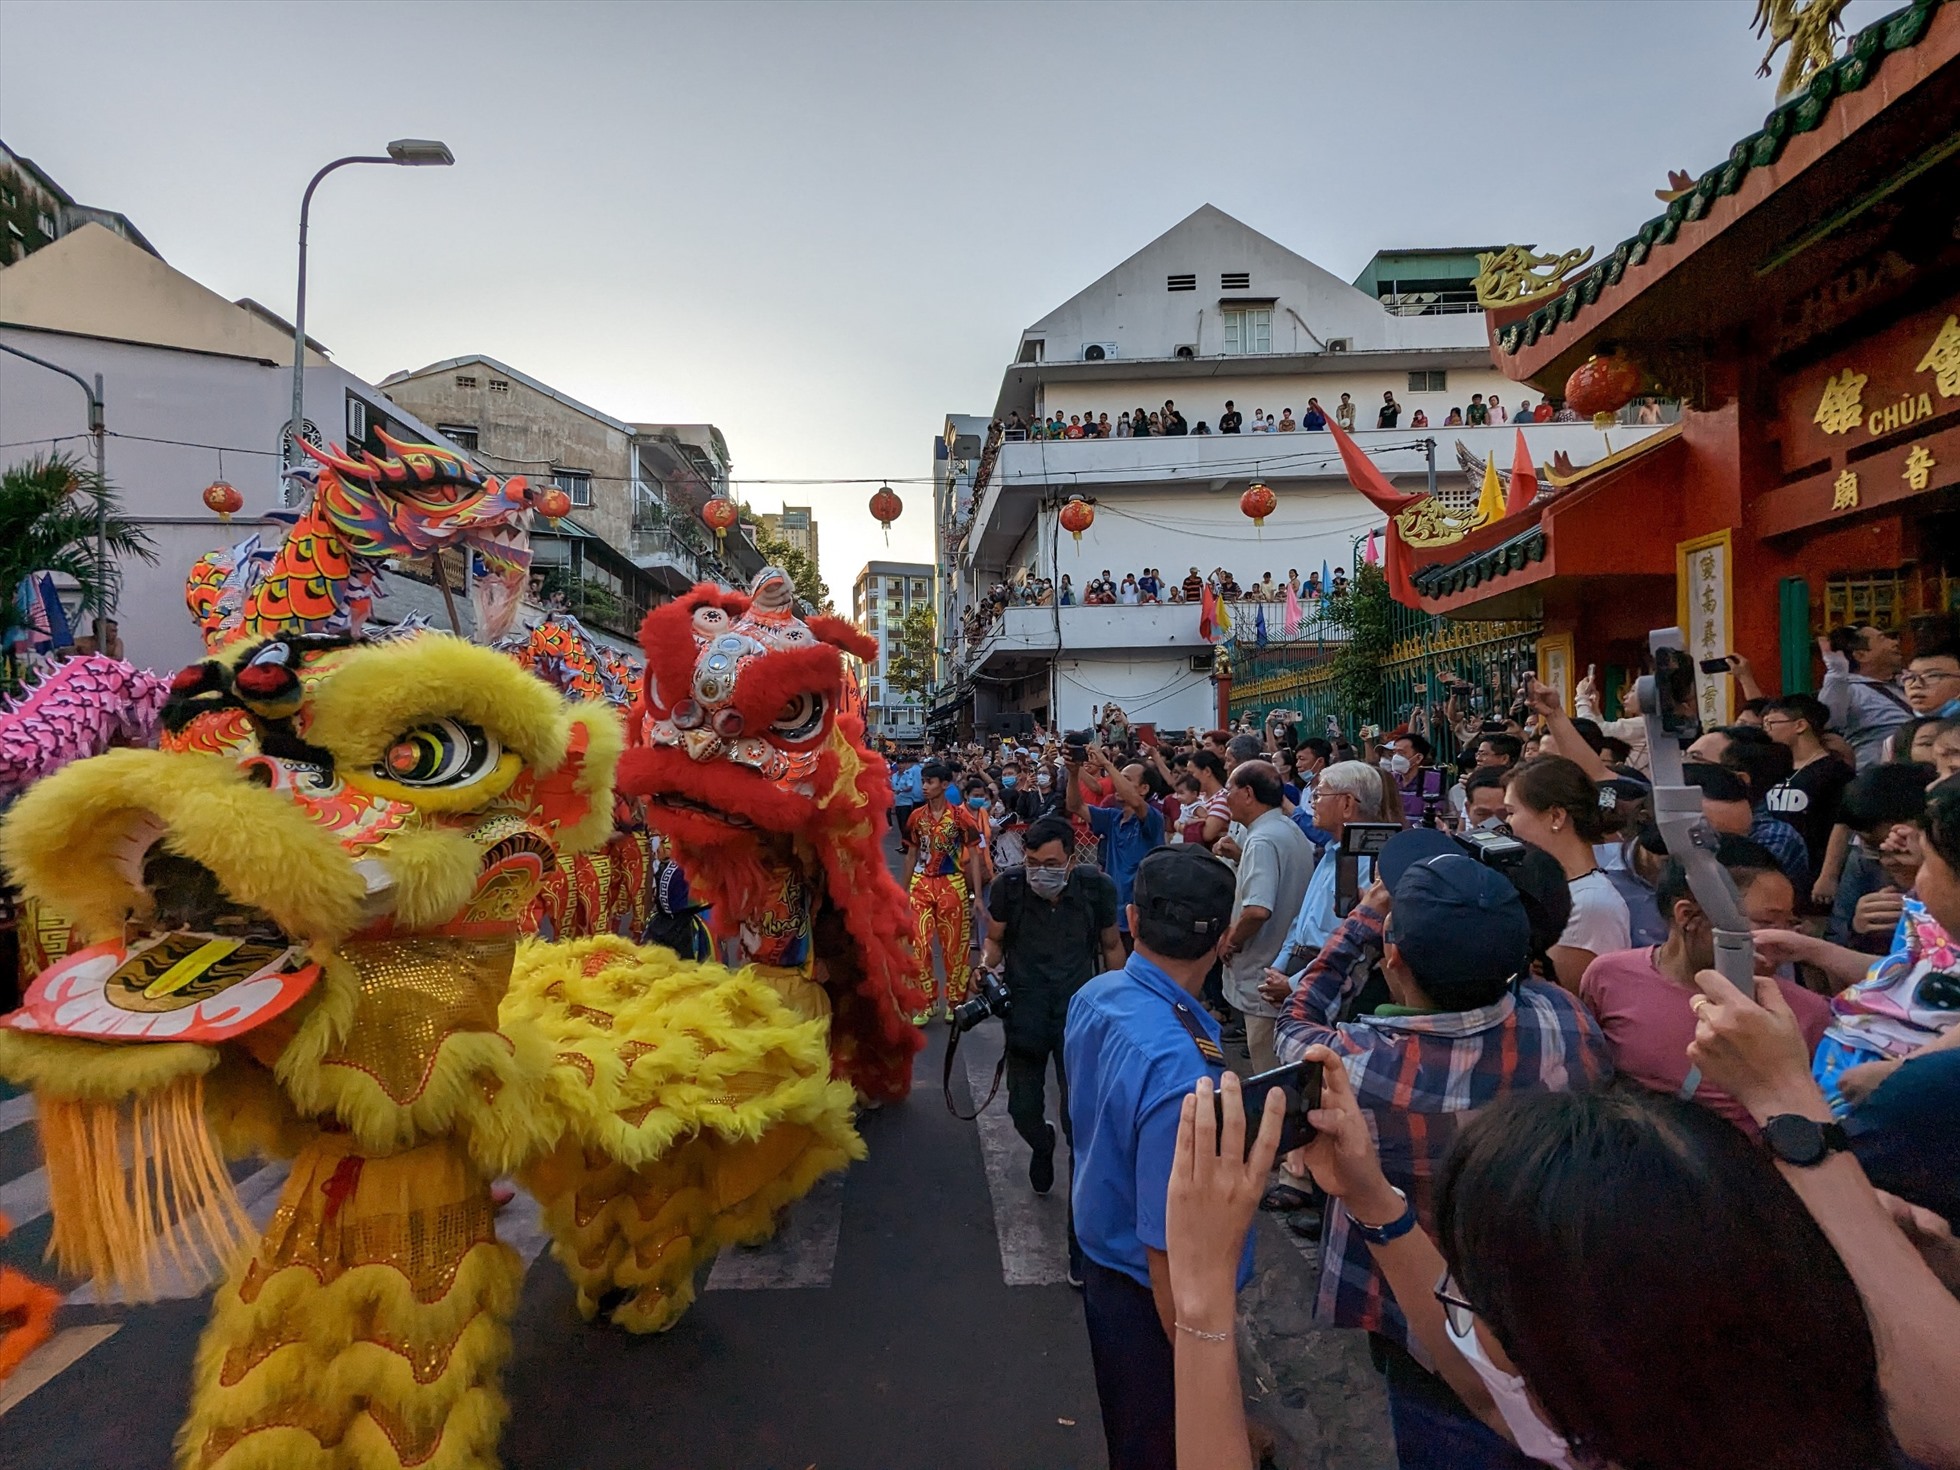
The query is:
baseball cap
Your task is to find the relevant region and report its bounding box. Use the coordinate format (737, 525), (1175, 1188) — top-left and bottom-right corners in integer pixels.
(1132, 846), (1235, 960)
(1382, 837), (1531, 997)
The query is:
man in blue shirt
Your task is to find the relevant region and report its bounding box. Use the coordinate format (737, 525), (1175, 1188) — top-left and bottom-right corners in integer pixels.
(1276, 760), (1382, 974)
(1065, 846), (1249, 1470)
(1066, 745), (1164, 950)
(890, 752), (924, 838)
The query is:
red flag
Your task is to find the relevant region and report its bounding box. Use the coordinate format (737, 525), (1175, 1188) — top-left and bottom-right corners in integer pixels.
(1199, 581), (1216, 642)
(1328, 422), (1422, 606)
(1506, 428), (1538, 518)
(1363, 528), (1380, 565)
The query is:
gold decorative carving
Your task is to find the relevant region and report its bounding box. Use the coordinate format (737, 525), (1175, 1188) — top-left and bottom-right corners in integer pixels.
(1473, 245), (1596, 310)
(1753, 0), (1850, 98)
(1394, 497), (1478, 549)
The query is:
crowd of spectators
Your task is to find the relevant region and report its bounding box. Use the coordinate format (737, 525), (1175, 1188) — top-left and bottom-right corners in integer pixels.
(960, 565), (1353, 648)
(889, 614), (1960, 1470)
(996, 389), (1652, 445)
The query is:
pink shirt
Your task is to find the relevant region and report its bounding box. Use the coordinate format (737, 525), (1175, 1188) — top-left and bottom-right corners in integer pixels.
(1579, 946), (1832, 1134)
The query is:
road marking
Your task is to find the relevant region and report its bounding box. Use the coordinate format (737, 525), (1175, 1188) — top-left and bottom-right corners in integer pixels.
(0, 1166), (49, 1230)
(497, 1184), (555, 1268)
(0, 1094), (35, 1135)
(703, 1172), (843, 1291)
(960, 1021), (1073, 1287)
(0, 1324), (119, 1418)
(63, 1161), (294, 1305)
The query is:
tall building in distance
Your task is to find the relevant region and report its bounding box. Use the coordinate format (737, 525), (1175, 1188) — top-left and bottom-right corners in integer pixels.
(757, 505), (820, 569)
(851, 560), (935, 742)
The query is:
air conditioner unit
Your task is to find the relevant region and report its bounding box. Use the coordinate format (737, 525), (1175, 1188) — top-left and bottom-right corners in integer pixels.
(1326, 338), (1352, 353)
(1081, 342), (1118, 361)
(1189, 654), (1215, 673)
(1173, 344), (1197, 360)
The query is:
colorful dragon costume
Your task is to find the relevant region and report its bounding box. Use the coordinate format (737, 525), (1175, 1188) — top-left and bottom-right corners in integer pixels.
(187, 431), (537, 646)
(0, 654), (170, 800)
(621, 569), (925, 1102)
(0, 444), (863, 1465)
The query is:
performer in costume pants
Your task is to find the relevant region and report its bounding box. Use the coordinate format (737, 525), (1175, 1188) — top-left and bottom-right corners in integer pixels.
(911, 872), (973, 1017)
(902, 765), (980, 1024)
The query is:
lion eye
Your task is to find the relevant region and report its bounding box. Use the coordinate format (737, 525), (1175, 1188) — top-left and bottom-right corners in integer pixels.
(770, 693), (826, 742)
(378, 719), (501, 787)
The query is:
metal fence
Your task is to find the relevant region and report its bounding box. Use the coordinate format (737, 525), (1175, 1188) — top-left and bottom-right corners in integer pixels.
(1231, 601), (1540, 762)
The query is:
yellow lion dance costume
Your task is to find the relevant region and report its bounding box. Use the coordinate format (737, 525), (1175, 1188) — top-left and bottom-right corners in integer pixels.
(0, 630), (860, 1469)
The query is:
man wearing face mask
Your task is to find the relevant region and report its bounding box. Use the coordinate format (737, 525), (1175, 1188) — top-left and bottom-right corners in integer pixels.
(981, 816), (1123, 1233)
(1389, 732), (1434, 823)
(1461, 768), (1510, 832)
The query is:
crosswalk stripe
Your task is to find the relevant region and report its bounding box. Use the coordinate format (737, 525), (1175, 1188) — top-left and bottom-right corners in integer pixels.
(704, 1172), (843, 1291)
(0, 1324), (119, 1419)
(959, 1021), (1073, 1287)
(0, 1094), (35, 1135)
(62, 1161), (294, 1305)
(0, 1166), (49, 1230)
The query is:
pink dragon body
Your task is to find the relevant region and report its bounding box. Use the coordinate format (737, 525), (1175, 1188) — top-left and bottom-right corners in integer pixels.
(0, 655), (170, 800)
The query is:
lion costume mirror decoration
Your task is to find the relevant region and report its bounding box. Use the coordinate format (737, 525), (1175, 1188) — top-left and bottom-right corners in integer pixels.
(0, 435), (872, 1469)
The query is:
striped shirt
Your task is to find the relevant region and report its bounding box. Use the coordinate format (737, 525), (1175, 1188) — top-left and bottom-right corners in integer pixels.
(1274, 903), (1614, 1355)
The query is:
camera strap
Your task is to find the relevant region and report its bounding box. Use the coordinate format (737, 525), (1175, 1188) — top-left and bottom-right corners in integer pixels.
(941, 1019), (1005, 1121)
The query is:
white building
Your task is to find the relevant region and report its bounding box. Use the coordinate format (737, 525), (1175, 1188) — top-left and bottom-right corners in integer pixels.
(944, 205), (1662, 735)
(851, 560), (934, 741)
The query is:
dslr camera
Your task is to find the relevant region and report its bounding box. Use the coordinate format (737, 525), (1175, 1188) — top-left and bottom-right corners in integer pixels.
(951, 967), (1012, 1032)
(1454, 826), (1528, 870)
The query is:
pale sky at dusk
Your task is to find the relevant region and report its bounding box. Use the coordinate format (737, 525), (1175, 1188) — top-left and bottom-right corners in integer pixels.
(0, 0), (1894, 596)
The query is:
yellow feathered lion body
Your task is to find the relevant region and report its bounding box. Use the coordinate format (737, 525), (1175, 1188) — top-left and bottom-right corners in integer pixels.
(0, 631), (859, 1470)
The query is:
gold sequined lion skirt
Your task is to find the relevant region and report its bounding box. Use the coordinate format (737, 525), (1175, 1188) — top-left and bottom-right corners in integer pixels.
(175, 1132), (520, 1470)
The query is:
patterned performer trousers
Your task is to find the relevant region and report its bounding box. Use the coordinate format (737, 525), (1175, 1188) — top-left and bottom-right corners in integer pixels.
(909, 873), (972, 1016)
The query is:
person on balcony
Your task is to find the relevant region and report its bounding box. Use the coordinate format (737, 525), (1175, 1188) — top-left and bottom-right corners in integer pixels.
(1116, 411), (1133, 438)
(1250, 410), (1273, 433)
(1138, 569), (1161, 604)
(1219, 401), (1243, 434)
(1410, 409), (1429, 428)
(1467, 394), (1489, 426)
(1096, 412), (1112, 438)
(1183, 567), (1204, 601)
(1059, 575), (1075, 607)
(1119, 575), (1141, 606)
(1065, 415), (1087, 440)
(1335, 393), (1357, 431)
(1277, 408), (1299, 433)
(1490, 395), (1510, 424)
(1444, 407), (1465, 427)
(1378, 390), (1402, 428)
(1132, 406), (1153, 438)
(1303, 399), (1329, 431)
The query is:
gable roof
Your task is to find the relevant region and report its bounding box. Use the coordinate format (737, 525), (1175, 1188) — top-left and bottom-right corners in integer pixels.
(0, 222), (327, 364)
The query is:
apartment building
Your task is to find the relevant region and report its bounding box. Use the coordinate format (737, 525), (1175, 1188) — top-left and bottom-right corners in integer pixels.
(758, 505), (820, 569)
(851, 561), (935, 741)
(940, 205), (1662, 733)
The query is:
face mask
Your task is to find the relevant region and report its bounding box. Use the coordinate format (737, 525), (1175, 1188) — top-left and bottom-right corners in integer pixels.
(1388, 753), (1411, 775)
(1002, 775), (1017, 788)
(1443, 1309), (1575, 1469)
(1036, 773), (1052, 789)
(1026, 864), (1070, 898)
(967, 797), (988, 811)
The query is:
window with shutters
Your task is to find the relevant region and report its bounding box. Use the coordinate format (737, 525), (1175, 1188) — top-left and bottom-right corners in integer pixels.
(1221, 308), (1272, 356)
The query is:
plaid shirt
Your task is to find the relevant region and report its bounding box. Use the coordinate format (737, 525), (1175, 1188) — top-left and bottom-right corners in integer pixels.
(1274, 903), (1613, 1355)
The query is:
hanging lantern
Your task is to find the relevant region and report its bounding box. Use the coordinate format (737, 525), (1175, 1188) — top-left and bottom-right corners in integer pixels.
(869, 484), (904, 531)
(701, 496), (740, 547)
(536, 486), (573, 520)
(1058, 494), (1096, 545)
(1239, 481), (1278, 528)
(202, 479), (243, 521)
(1564, 350), (1642, 430)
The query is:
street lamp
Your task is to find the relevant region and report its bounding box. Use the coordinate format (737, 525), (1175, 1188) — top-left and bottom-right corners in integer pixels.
(285, 139), (454, 501)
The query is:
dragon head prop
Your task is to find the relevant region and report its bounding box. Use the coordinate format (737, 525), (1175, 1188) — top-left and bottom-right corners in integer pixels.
(619, 568), (923, 1099)
(1, 633), (618, 1051)
(188, 431), (540, 648)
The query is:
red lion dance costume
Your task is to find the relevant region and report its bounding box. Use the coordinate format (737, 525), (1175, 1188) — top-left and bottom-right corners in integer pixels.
(620, 569), (926, 1102)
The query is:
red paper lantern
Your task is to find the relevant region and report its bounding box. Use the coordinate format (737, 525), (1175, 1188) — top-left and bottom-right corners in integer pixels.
(536, 487), (573, 520)
(202, 479), (243, 521)
(1564, 351), (1642, 430)
(701, 496), (740, 545)
(1058, 495), (1096, 544)
(869, 485), (903, 530)
(1239, 481), (1277, 528)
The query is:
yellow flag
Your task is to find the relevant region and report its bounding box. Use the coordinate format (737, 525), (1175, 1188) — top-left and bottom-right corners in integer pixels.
(1473, 447), (1506, 526)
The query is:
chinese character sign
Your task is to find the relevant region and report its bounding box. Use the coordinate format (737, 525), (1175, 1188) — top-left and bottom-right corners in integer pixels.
(1677, 531), (1733, 728)
(1917, 315), (1960, 400)
(1813, 369), (1867, 436)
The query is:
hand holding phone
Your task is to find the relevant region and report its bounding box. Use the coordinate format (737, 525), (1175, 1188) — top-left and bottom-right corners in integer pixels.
(1212, 1060), (1321, 1158)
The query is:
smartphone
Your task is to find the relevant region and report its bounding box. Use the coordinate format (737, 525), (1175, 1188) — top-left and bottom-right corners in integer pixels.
(1214, 1059), (1322, 1158)
(1651, 645), (1703, 740)
(1480, 718), (1508, 733)
(1698, 656), (1733, 675)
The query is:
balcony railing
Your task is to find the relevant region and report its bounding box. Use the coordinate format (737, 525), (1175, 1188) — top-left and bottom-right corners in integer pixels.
(961, 599), (1347, 672)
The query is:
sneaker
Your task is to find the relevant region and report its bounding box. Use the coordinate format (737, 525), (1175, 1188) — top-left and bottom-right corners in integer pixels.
(909, 1008), (933, 1027)
(1029, 1122), (1057, 1194)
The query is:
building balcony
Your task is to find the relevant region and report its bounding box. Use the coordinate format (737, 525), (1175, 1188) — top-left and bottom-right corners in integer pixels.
(964, 600), (1346, 676)
(968, 421), (1671, 566)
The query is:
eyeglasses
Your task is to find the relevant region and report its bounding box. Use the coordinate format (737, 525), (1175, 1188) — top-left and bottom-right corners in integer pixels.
(1434, 1270), (1478, 1338)
(1902, 669), (1960, 686)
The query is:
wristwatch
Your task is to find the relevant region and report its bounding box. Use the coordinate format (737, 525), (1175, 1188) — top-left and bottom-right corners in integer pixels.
(1762, 1114), (1851, 1168)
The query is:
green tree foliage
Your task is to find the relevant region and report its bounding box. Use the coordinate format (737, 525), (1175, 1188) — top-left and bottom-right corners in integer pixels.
(886, 603), (937, 704)
(1326, 562), (1392, 727)
(755, 534), (830, 612)
(1, 453), (154, 686)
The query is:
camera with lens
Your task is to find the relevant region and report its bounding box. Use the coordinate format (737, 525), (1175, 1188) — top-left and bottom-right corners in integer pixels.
(1453, 826), (1528, 870)
(951, 967), (1013, 1032)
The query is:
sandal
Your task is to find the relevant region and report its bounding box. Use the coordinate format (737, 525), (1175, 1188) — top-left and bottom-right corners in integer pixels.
(1259, 1183), (1315, 1213)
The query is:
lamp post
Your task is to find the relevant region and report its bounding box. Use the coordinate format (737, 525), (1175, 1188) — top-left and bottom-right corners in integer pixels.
(0, 341), (108, 630)
(286, 138), (453, 502)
